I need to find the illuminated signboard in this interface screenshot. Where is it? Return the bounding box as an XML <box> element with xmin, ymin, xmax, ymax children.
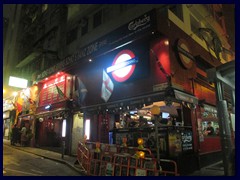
<box><xmin>39</xmin><ymin>75</ymin><xmax>66</xmax><ymax>106</ymax></box>
<box><xmin>9</xmin><ymin>76</ymin><xmax>28</xmax><ymax>88</ymax></box>
<box><xmin>107</xmin><ymin>50</ymin><xmax>138</xmax><ymax>82</ymax></box>
<box><xmin>43</xmin><ymin>75</ymin><xmax>65</xmax><ymax>89</ymax></box>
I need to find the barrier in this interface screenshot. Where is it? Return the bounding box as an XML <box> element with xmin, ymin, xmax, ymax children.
<box><xmin>99</xmin><ymin>152</ymin><xmax>114</xmax><ymax>176</ymax></box>
<box><xmin>77</xmin><ymin>141</ymin><xmax>179</xmax><ymax>176</ymax></box>
<box><xmin>77</xmin><ymin>142</ymin><xmax>90</xmax><ymax>173</ymax></box>
<box><xmin>159</xmin><ymin>159</ymin><xmax>180</xmax><ymax>176</ymax></box>
<box><xmin>128</xmin><ymin>156</ymin><xmax>159</xmax><ymax>176</ymax></box>
<box><xmin>112</xmin><ymin>153</ymin><xmax>130</xmax><ymax>176</ymax></box>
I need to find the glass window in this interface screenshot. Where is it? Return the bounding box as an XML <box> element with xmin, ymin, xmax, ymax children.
<box><xmin>202</xmin><ymin>121</ymin><xmax>219</xmax><ymax>136</ymax></box>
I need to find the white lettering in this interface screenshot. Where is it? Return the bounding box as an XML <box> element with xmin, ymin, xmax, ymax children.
<box><xmin>128</xmin><ymin>14</ymin><xmax>150</xmax><ymax>31</ymax></box>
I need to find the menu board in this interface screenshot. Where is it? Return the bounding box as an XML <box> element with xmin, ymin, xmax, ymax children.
<box><xmin>181</xmin><ymin>130</ymin><xmax>193</xmax><ymax>152</ymax></box>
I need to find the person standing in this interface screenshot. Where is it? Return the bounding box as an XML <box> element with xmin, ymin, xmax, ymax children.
<box><xmin>206</xmin><ymin>122</ymin><xmax>214</xmax><ymax>135</ymax></box>
<box><xmin>11</xmin><ymin>124</ymin><xmax>19</xmax><ymax>145</ymax></box>
<box><xmin>20</xmin><ymin>124</ymin><xmax>27</xmax><ymax>146</ymax></box>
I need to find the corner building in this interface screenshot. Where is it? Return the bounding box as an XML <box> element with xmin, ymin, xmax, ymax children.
<box><xmin>16</xmin><ymin>5</ymin><xmax>234</xmax><ymax>175</ymax></box>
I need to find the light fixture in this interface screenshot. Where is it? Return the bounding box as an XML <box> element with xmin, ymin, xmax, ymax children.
<box><xmin>164</xmin><ymin>40</ymin><xmax>169</xmax><ymax>46</ymax></box>
<box><xmin>137</xmin><ymin>138</ymin><xmax>144</xmax><ymax>149</ymax></box>
<box><xmin>62</xmin><ymin>119</ymin><xmax>66</xmax><ymax>137</ymax></box>
<box><xmin>45</xmin><ymin>104</ymin><xmax>52</xmax><ymax>110</ymax></box>
<box><xmin>138</xmin><ymin>151</ymin><xmax>145</xmax><ymax>158</ymax></box>
<box><xmin>39</xmin><ymin>118</ymin><xmax>44</xmax><ymax>122</ymax></box>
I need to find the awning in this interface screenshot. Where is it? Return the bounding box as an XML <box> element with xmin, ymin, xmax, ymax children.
<box><xmin>140</xmin><ymin>101</ymin><xmax>180</xmax><ymax>116</ymax></box>
<box><xmin>81</xmin><ymin>91</ymin><xmax>166</xmax><ymax>112</ymax></box>
<box><xmin>81</xmin><ymin>89</ymin><xmax>199</xmax><ymax>113</ymax></box>
<box><xmin>35</xmin><ymin>108</ymin><xmax>69</xmax><ymax>117</ymax></box>
<box><xmin>174</xmin><ymin>89</ymin><xmax>198</xmax><ymax>105</ymax></box>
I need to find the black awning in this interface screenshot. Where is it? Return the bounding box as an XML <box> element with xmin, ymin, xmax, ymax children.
<box><xmin>80</xmin><ymin>91</ymin><xmax>166</xmax><ymax>112</ymax></box>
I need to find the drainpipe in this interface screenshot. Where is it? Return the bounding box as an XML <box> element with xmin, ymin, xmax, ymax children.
<box><xmin>215</xmin><ymin>80</ymin><xmax>233</xmax><ymax>176</ymax></box>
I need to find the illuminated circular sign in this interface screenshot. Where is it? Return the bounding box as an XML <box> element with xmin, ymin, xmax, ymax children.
<box><xmin>111</xmin><ymin>50</ymin><xmax>136</xmax><ymax>82</ymax></box>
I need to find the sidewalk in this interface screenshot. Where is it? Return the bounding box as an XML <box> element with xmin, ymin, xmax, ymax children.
<box><xmin>186</xmin><ymin>161</ymin><xmax>224</xmax><ymax>176</ymax></box>
<box><xmin>3</xmin><ymin>139</ymin><xmax>86</xmax><ymax>175</ymax></box>
<box><xmin>3</xmin><ymin>139</ymin><xmax>225</xmax><ymax>176</ymax></box>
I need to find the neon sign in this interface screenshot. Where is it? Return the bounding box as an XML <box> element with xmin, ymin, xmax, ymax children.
<box><xmin>107</xmin><ymin>50</ymin><xmax>138</xmax><ymax>82</ymax></box>
<box><xmin>43</xmin><ymin>75</ymin><xmax>65</xmax><ymax>89</ymax></box>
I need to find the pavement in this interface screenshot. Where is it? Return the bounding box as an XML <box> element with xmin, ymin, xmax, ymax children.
<box><xmin>3</xmin><ymin>139</ymin><xmax>86</xmax><ymax>175</ymax></box>
<box><xmin>186</xmin><ymin>161</ymin><xmax>224</xmax><ymax>176</ymax></box>
<box><xmin>3</xmin><ymin>139</ymin><xmax>225</xmax><ymax>176</ymax></box>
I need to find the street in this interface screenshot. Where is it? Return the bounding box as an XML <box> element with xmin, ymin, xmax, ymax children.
<box><xmin>3</xmin><ymin>144</ymin><xmax>82</xmax><ymax>176</ymax></box>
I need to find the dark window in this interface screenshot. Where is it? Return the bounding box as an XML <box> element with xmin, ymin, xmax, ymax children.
<box><xmin>50</xmin><ymin>8</ymin><xmax>60</xmax><ymax>24</ymax></box>
<box><xmin>81</xmin><ymin>18</ymin><xmax>88</xmax><ymax>36</ymax></box>
<box><xmin>93</xmin><ymin>10</ymin><xmax>102</xmax><ymax>28</ymax></box>
<box><xmin>66</xmin><ymin>27</ymin><xmax>78</xmax><ymax>45</ymax></box>
<box><xmin>169</xmin><ymin>5</ymin><xmax>183</xmax><ymax>21</ymax></box>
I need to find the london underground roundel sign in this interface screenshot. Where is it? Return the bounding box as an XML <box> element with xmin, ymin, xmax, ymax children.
<box><xmin>108</xmin><ymin>50</ymin><xmax>137</xmax><ymax>82</ymax></box>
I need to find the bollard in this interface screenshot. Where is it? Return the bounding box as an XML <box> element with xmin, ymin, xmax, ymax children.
<box><xmin>62</xmin><ymin>140</ymin><xmax>65</xmax><ymax>159</ymax></box>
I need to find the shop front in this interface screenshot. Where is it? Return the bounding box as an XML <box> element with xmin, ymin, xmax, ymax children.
<box><xmin>16</xmin><ymin>114</ymin><xmax>34</xmax><ymax>146</ymax></box>
<box><xmin>70</xmin><ymin>30</ymin><xmax>200</xmax><ymax>174</ymax></box>
<box><xmin>35</xmin><ymin>108</ymin><xmax>69</xmax><ymax>149</ymax></box>
<box><xmin>197</xmin><ymin>104</ymin><xmax>222</xmax><ymax>167</ymax></box>
<box><xmin>35</xmin><ymin>72</ymin><xmax>73</xmax><ymax>154</ymax></box>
